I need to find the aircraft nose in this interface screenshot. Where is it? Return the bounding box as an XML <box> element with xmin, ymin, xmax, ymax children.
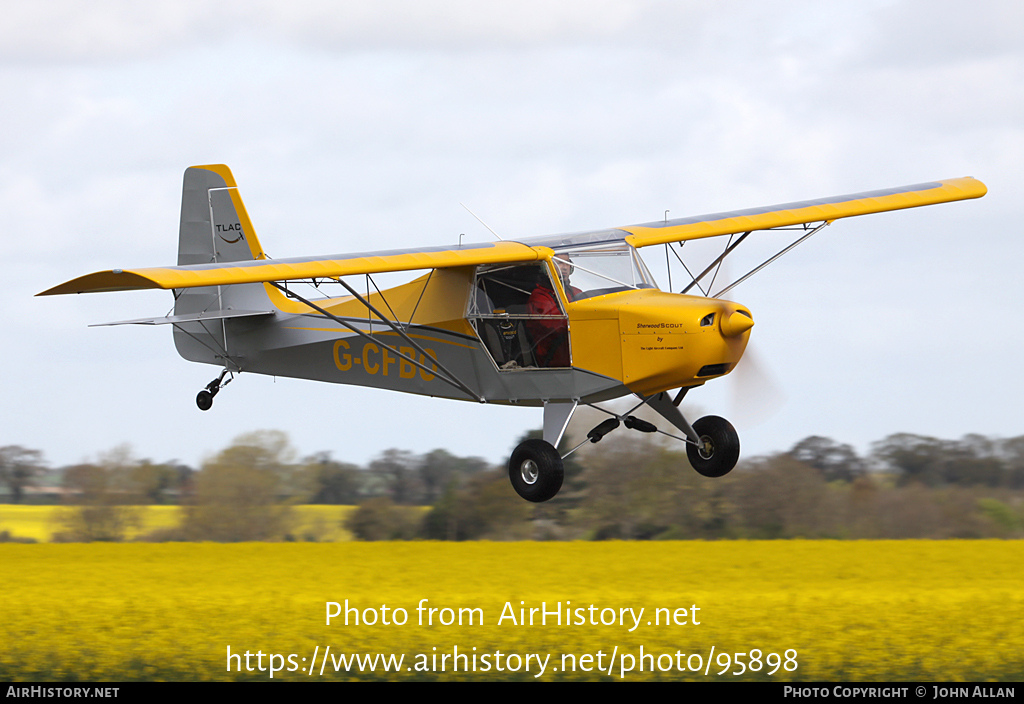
<box><xmin>720</xmin><ymin>310</ymin><xmax>754</xmax><ymax>337</ymax></box>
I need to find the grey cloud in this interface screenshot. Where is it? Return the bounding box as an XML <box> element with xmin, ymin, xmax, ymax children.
<box><xmin>0</xmin><ymin>0</ymin><xmax>717</xmax><ymax>62</ymax></box>
<box><xmin>857</xmin><ymin>0</ymin><xmax>1024</xmax><ymax>67</ymax></box>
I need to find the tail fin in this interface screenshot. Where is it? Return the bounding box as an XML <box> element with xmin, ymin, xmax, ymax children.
<box><xmin>178</xmin><ymin>164</ymin><xmax>266</xmax><ymax>265</ymax></box>
<box><xmin>174</xmin><ymin>165</ymin><xmax>274</xmax><ymax>369</ymax></box>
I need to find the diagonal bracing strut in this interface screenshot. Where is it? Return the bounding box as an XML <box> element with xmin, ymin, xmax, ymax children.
<box><xmin>559</xmin><ymin>392</ymin><xmax>703</xmax><ymax>459</ymax></box>
<box><xmin>680</xmin><ymin>231</ymin><xmax>752</xmax><ymax>294</ymax></box>
<box><xmin>711</xmin><ymin>221</ymin><xmax>830</xmax><ymax>298</ymax></box>
<box><xmin>269</xmin><ymin>282</ymin><xmax>484</xmax><ymax>402</ymax></box>
<box><xmin>671</xmin><ymin>221</ymin><xmax>831</xmax><ymax>299</ymax></box>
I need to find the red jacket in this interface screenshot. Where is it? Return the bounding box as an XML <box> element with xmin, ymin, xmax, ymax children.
<box><xmin>526</xmin><ymin>283</ymin><xmax>577</xmax><ymax>367</ymax></box>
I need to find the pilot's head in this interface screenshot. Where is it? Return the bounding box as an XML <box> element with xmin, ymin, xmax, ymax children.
<box><xmin>554</xmin><ymin>257</ymin><xmax>573</xmax><ymax>281</ymax></box>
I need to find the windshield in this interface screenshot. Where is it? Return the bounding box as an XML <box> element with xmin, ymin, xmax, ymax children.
<box><xmin>551</xmin><ymin>243</ymin><xmax>657</xmax><ymax>301</ymax></box>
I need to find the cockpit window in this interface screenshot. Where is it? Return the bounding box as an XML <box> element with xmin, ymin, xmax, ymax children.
<box><xmin>467</xmin><ymin>263</ymin><xmax>571</xmax><ymax>370</ymax></box>
<box><xmin>552</xmin><ymin>243</ymin><xmax>657</xmax><ymax>302</ymax></box>
<box><xmin>468</xmin><ymin>263</ymin><xmax>549</xmax><ymax>318</ymax></box>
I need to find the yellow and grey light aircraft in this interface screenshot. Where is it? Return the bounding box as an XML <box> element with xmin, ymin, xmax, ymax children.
<box><xmin>40</xmin><ymin>165</ymin><xmax>986</xmax><ymax>501</ymax></box>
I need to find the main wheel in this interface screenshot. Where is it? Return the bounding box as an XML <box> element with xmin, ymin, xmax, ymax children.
<box><xmin>686</xmin><ymin>415</ymin><xmax>740</xmax><ymax>477</ymax></box>
<box><xmin>508</xmin><ymin>439</ymin><xmax>564</xmax><ymax>502</ymax></box>
<box><xmin>196</xmin><ymin>390</ymin><xmax>214</xmax><ymax>411</ymax></box>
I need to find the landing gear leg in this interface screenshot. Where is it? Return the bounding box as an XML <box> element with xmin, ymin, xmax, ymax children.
<box><xmin>644</xmin><ymin>391</ymin><xmax>740</xmax><ymax>477</ymax></box>
<box><xmin>196</xmin><ymin>369</ymin><xmax>231</xmax><ymax>411</ymax></box>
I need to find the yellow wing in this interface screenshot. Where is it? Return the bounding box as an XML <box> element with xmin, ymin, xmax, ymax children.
<box><xmin>39</xmin><ymin>174</ymin><xmax>985</xmax><ymax>296</ymax></box>
<box><xmin>38</xmin><ymin>240</ymin><xmax>551</xmax><ymax>295</ymax></box>
<box><xmin>619</xmin><ymin>177</ymin><xmax>987</xmax><ymax>248</ymax></box>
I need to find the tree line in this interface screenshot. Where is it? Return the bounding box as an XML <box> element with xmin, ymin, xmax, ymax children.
<box><xmin>1</xmin><ymin>427</ymin><xmax>1023</xmax><ymax>541</ymax></box>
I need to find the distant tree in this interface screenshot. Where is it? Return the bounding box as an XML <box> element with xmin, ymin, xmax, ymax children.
<box><xmin>788</xmin><ymin>436</ymin><xmax>865</xmax><ymax>482</ymax></box>
<box><xmin>180</xmin><ymin>431</ymin><xmax>294</xmax><ymax>541</ymax></box>
<box><xmin>1000</xmin><ymin>435</ymin><xmax>1024</xmax><ymax>488</ymax></box>
<box><xmin>727</xmin><ymin>454</ymin><xmax>835</xmax><ymax>538</ymax></box>
<box><xmin>977</xmin><ymin>498</ymin><xmax>1021</xmax><ymax>536</ymax></box>
<box><xmin>216</xmin><ymin>430</ymin><xmax>294</xmax><ymax>476</ymax></box>
<box><xmin>871</xmin><ymin>433</ymin><xmax>947</xmax><ymax>486</ymax></box>
<box><xmin>418</xmin><ymin>449</ymin><xmax>490</xmax><ymax>504</ymax></box>
<box><xmin>0</xmin><ymin>445</ymin><xmax>46</xmax><ymax>503</ymax></box>
<box><xmin>869</xmin><ymin>483</ymin><xmax>997</xmax><ymax>538</ymax></box>
<box><xmin>56</xmin><ymin>462</ymin><xmax>140</xmax><ymax>541</ymax></box>
<box><xmin>941</xmin><ymin>434</ymin><xmax>1005</xmax><ymax>486</ymax></box>
<box><xmin>127</xmin><ymin>460</ymin><xmax>183</xmax><ymax>504</ymax></box>
<box><xmin>170</xmin><ymin>463</ymin><xmax>195</xmax><ymax>500</ymax></box>
<box><xmin>369</xmin><ymin>449</ymin><xmax>423</xmax><ymax>504</ymax></box>
<box><xmin>302</xmin><ymin>452</ymin><xmax>364</xmax><ymax>504</ymax></box>
<box><xmin>421</xmin><ymin>470</ymin><xmax>531</xmax><ymax>540</ymax></box>
<box><xmin>575</xmin><ymin>434</ymin><xmax>695</xmax><ymax>540</ymax></box>
<box><xmin>344</xmin><ymin>497</ymin><xmax>420</xmax><ymax>540</ymax></box>
<box><xmin>872</xmin><ymin>433</ymin><xmax>1012</xmax><ymax>487</ymax></box>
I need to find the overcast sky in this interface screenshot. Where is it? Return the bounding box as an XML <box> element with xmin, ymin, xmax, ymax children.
<box><xmin>3</xmin><ymin>0</ymin><xmax>1022</xmax><ymax>470</ymax></box>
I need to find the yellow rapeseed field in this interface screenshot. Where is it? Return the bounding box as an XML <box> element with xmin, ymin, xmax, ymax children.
<box><xmin>0</xmin><ymin>541</ymin><xmax>1020</xmax><ymax>681</ymax></box>
<box><xmin>0</xmin><ymin>505</ymin><xmax>356</xmax><ymax>542</ymax></box>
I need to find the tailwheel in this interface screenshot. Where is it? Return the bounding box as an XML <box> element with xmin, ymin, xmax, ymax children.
<box><xmin>686</xmin><ymin>415</ymin><xmax>740</xmax><ymax>478</ymax></box>
<box><xmin>508</xmin><ymin>439</ymin><xmax>564</xmax><ymax>502</ymax></box>
<box><xmin>195</xmin><ymin>370</ymin><xmax>230</xmax><ymax>411</ymax></box>
<box><xmin>196</xmin><ymin>389</ymin><xmax>214</xmax><ymax>411</ymax></box>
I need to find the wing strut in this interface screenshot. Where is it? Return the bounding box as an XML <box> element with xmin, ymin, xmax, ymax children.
<box><xmin>711</xmin><ymin>221</ymin><xmax>830</xmax><ymax>298</ymax></box>
<box><xmin>680</xmin><ymin>232</ymin><xmax>751</xmax><ymax>294</ymax></box>
<box><xmin>669</xmin><ymin>242</ymin><xmax>706</xmax><ymax>296</ymax></box>
<box><xmin>269</xmin><ymin>283</ymin><xmax>485</xmax><ymax>403</ymax></box>
<box><xmin>668</xmin><ymin>220</ymin><xmax>831</xmax><ymax>298</ymax></box>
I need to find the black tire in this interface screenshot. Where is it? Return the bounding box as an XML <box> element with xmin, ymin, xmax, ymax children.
<box><xmin>196</xmin><ymin>390</ymin><xmax>214</xmax><ymax>411</ymax></box>
<box><xmin>508</xmin><ymin>439</ymin><xmax>564</xmax><ymax>502</ymax></box>
<box><xmin>686</xmin><ymin>415</ymin><xmax>740</xmax><ymax>477</ymax></box>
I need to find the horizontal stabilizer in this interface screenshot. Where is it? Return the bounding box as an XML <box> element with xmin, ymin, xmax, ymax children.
<box><xmin>90</xmin><ymin>309</ymin><xmax>274</xmax><ymax>327</ymax></box>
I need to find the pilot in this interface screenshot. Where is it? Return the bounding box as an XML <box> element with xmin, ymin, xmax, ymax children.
<box><xmin>526</xmin><ymin>258</ymin><xmax>580</xmax><ymax>367</ymax></box>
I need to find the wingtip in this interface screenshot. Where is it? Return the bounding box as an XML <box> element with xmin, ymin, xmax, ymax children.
<box><xmin>943</xmin><ymin>176</ymin><xmax>987</xmax><ymax>198</ymax></box>
<box><xmin>36</xmin><ymin>270</ymin><xmax>165</xmax><ymax>296</ymax></box>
